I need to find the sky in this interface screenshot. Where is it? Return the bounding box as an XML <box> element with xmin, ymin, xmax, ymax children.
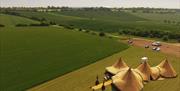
<box><xmin>0</xmin><ymin>0</ymin><xmax>180</xmax><ymax>9</ymax></box>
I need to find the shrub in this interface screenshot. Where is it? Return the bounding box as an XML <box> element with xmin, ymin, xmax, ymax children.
<box><xmin>85</xmin><ymin>30</ymin><xmax>90</xmax><ymax>33</ymax></box>
<box><xmin>63</xmin><ymin>25</ymin><xmax>74</xmax><ymax>29</ymax></box>
<box><xmin>29</xmin><ymin>23</ymin><xmax>49</xmax><ymax>26</ymax></box>
<box><xmin>177</xmin><ymin>39</ymin><xmax>180</xmax><ymax>43</ymax></box>
<box><xmin>49</xmin><ymin>21</ymin><xmax>56</xmax><ymax>25</ymax></box>
<box><xmin>16</xmin><ymin>24</ymin><xmax>28</xmax><ymax>27</ymax></box>
<box><xmin>4</xmin><ymin>11</ymin><xmax>20</xmax><ymax>16</ymax></box>
<box><xmin>118</xmin><ymin>31</ymin><xmax>123</xmax><ymax>35</ymax></box>
<box><xmin>162</xmin><ymin>35</ymin><xmax>169</xmax><ymax>41</ymax></box>
<box><xmin>79</xmin><ymin>28</ymin><xmax>82</xmax><ymax>31</ymax></box>
<box><xmin>59</xmin><ymin>24</ymin><xmax>64</xmax><ymax>26</ymax></box>
<box><xmin>99</xmin><ymin>32</ymin><xmax>105</xmax><ymax>37</ymax></box>
<box><xmin>0</xmin><ymin>24</ymin><xmax>5</xmax><ymax>27</ymax></box>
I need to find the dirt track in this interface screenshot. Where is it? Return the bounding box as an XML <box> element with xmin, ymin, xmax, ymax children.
<box><xmin>128</xmin><ymin>38</ymin><xmax>180</xmax><ymax>57</ymax></box>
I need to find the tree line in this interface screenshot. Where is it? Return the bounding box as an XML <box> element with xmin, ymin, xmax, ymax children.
<box><xmin>164</xmin><ymin>20</ymin><xmax>180</xmax><ymax>25</ymax></box>
<box><xmin>119</xmin><ymin>28</ymin><xmax>180</xmax><ymax>42</ymax></box>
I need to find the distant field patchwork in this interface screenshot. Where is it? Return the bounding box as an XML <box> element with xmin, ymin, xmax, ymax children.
<box><xmin>13</xmin><ymin>11</ymin><xmax>180</xmax><ymax>33</ymax></box>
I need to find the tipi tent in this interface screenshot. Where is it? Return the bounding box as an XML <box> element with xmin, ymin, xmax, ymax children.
<box><xmin>112</xmin><ymin>68</ymin><xmax>144</xmax><ymax>91</ymax></box>
<box><xmin>106</xmin><ymin>58</ymin><xmax>129</xmax><ymax>75</ymax></box>
<box><xmin>157</xmin><ymin>59</ymin><xmax>177</xmax><ymax>78</ymax></box>
<box><xmin>135</xmin><ymin>61</ymin><xmax>160</xmax><ymax>81</ymax></box>
<box><xmin>150</xmin><ymin>67</ymin><xmax>160</xmax><ymax>80</ymax></box>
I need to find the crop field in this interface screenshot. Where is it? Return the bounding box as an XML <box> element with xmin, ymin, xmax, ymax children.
<box><xmin>13</xmin><ymin>10</ymin><xmax>180</xmax><ymax>33</ymax></box>
<box><xmin>131</xmin><ymin>12</ymin><xmax>180</xmax><ymax>22</ymax></box>
<box><xmin>0</xmin><ymin>14</ymin><xmax>128</xmax><ymax>91</ymax></box>
<box><xmin>0</xmin><ymin>14</ymin><xmax>39</xmax><ymax>26</ymax></box>
<box><xmin>29</xmin><ymin>46</ymin><xmax>180</xmax><ymax>91</ymax></box>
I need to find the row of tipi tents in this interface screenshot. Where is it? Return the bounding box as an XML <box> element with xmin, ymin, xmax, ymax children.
<box><xmin>92</xmin><ymin>57</ymin><xmax>177</xmax><ymax>91</ymax></box>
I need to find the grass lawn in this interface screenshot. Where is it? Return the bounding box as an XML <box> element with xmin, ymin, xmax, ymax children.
<box><xmin>0</xmin><ymin>14</ymin><xmax>128</xmax><ymax>91</ymax></box>
<box><xmin>0</xmin><ymin>26</ymin><xmax>128</xmax><ymax>91</ymax></box>
<box><xmin>29</xmin><ymin>46</ymin><xmax>179</xmax><ymax>91</ymax></box>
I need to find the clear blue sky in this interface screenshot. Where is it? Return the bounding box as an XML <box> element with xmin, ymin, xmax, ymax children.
<box><xmin>0</xmin><ymin>0</ymin><xmax>180</xmax><ymax>9</ymax></box>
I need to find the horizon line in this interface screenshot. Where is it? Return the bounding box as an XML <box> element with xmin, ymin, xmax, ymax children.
<box><xmin>0</xmin><ymin>6</ymin><xmax>180</xmax><ymax>9</ymax></box>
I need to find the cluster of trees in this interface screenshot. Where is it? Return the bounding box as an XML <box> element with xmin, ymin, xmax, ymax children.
<box><xmin>1</xmin><ymin>7</ymin><xmax>179</xmax><ymax>13</ymax></box>
<box><xmin>0</xmin><ymin>24</ymin><xmax>5</xmax><ymax>27</ymax></box>
<box><xmin>16</xmin><ymin>22</ymin><xmax>50</xmax><ymax>27</ymax></box>
<box><xmin>164</xmin><ymin>20</ymin><xmax>180</xmax><ymax>25</ymax></box>
<box><xmin>63</xmin><ymin>26</ymin><xmax>106</xmax><ymax>37</ymax></box>
<box><xmin>131</xmin><ymin>9</ymin><xmax>176</xmax><ymax>14</ymax></box>
<box><xmin>3</xmin><ymin>11</ymin><xmax>20</xmax><ymax>16</ymax></box>
<box><xmin>16</xmin><ymin>24</ymin><xmax>28</xmax><ymax>27</ymax></box>
<box><xmin>142</xmin><ymin>10</ymin><xmax>176</xmax><ymax>14</ymax></box>
<box><xmin>119</xmin><ymin>29</ymin><xmax>180</xmax><ymax>41</ymax></box>
<box><xmin>59</xmin><ymin>24</ymin><xmax>74</xmax><ymax>29</ymax></box>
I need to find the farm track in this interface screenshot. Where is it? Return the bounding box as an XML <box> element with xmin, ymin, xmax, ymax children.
<box><xmin>109</xmin><ymin>34</ymin><xmax>180</xmax><ymax>57</ymax></box>
<box><xmin>131</xmin><ymin>38</ymin><xmax>180</xmax><ymax>57</ymax></box>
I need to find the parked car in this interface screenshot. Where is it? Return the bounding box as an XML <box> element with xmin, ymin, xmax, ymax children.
<box><xmin>152</xmin><ymin>47</ymin><xmax>157</xmax><ymax>50</ymax></box>
<box><xmin>152</xmin><ymin>41</ymin><xmax>161</xmax><ymax>46</ymax></box>
<box><xmin>152</xmin><ymin>47</ymin><xmax>160</xmax><ymax>51</ymax></box>
<box><xmin>156</xmin><ymin>47</ymin><xmax>161</xmax><ymax>51</ymax></box>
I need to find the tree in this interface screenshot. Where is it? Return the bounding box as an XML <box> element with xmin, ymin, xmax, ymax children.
<box><xmin>78</xmin><ymin>28</ymin><xmax>82</xmax><ymax>31</ymax></box>
<box><xmin>49</xmin><ymin>21</ymin><xmax>56</xmax><ymax>25</ymax></box>
<box><xmin>118</xmin><ymin>31</ymin><xmax>123</xmax><ymax>35</ymax></box>
<box><xmin>15</xmin><ymin>24</ymin><xmax>28</xmax><ymax>27</ymax></box>
<box><xmin>85</xmin><ymin>30</ymin><xmax>90</xmax><ymax>33</ymax></box>
<box><xmin>177</xmin><ymin>39</ymin><xmax>180</xmax><ymax>43</ymax></box>
<box><xmin>132</xmin><ymin>10</ymin><xmax>137</xmax><ymax>13</ymax></box>
<box><xmin>99</xmin><ymin>32</ymin><xmax>105</xmax><ymax>37</ymax></box>
<box><xmin>0</xmin><ymin>24</ymin><xmax>5</xmax><ymax>27</ymax></box>
<box><xmin>162</xmin><ymin>35</ymin><xmax>169</xmax><ymax>41</ymax></box>
<box><xmin>164</xmin><ymin>20</ymin><xmax>167</xmax><ymax>23</ymax></box>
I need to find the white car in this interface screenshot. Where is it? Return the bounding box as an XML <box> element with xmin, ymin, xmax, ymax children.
<box><xmin>152</xmin><ymin>47</ymin><xmax>157</xmax><ymax>50</ymax></box>
<box><xmin>152</xmin><ymin>41</ymin><xmax>161</xmax><ymax>46</ymax></box>
<box><xmin>156</xmin><ymin>47</ymin><xmax>161</xmax><ymax>51</ymax></box>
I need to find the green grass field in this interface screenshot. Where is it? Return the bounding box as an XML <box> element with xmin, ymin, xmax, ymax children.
<box><xmin>29</xmin><ymin>47</ymin><xmax>180</xmax><ymax>91</ymax></box>
<box><xmin>0</xmin><ymin>10</ymin><xmax>179</xmax><ymax>91</ymax></box>
<box><xmin>0</xmin><ymin>14</ymin><xmax>128</xmax><ymax>91</ymax></box>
